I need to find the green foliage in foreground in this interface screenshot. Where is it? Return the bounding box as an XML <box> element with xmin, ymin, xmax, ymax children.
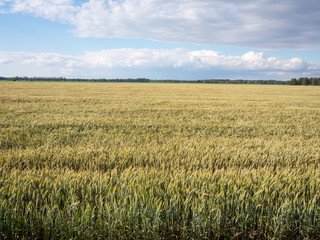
<box><xmin>0</xmin><ymin>83</ymin><xmax>320</xmax><ymax>239</ymax></box>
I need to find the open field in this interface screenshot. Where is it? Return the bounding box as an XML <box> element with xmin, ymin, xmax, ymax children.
<box><xmin>0</xmin><ymin>82</ymin><xmax>320</xmax><ymax>239</ymax></box>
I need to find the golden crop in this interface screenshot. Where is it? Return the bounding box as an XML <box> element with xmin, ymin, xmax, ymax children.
<box><xmin>0</xmin><ymin>82</ymin><xmax>320</xmax><ymax>239</ymax></box>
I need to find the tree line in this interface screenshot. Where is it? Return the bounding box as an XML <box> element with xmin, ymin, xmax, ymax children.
<box><xmin>1</xmin><ymin>76</ymin><xmax>320</xmax><ymax>85</ymax></box>
<box><xmin>288</xmin><ymin>77</ymin><xmax>320</xmax><ymax>85</ymax></box>
<box><xmin>2</xmin><ymin>77</ymin><xmax>150</xmax><ymax>82</ymax></box>
<box><xmin>0</xmin><ymin>77</ymin><xmax>288</xmax><ymax>84</ymax></box>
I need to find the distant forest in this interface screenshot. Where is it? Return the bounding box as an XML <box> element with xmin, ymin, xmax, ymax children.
<box><xmin>1</xmin><ymin>76</ymin><xmax>320</xmax><ymax>85</ymax></box>
<box><xmin>288</xmin><ymin>77</ymin><xmax>320</xmax><ymax>85</ymax></box>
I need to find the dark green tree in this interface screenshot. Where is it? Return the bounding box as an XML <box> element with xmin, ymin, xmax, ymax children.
<box><xmin>289</xmin><ymin>78</ymin><xmax>298</xmax><ymax>85</ymax></box>
<box><xmin>301</xmin><ymin>78</ymin><xmax>309</xmax><ymax>85</ymax></box>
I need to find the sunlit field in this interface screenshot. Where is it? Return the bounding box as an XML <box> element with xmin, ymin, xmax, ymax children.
<box><xmin>1</xmin><ymin>82</ymin><xmax>320</xmax><ymax>239</ymax></box>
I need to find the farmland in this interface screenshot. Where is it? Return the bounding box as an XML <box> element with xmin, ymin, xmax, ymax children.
<box><xmin>0</xmin><ymin>82</ymin><xmax>320</xmax><ymax>239</ymax></box>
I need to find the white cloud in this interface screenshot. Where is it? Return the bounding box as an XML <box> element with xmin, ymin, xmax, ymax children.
<box><xmin>239</xmin><ymin>52</ymin><xmax>305</xmax><ymax>70</ymax></box>
<box><xmin>6</xmin><ymin>0</ymin><xmax>77</xmax><ymax>22</ymax></box>
<box><xmin>2</xmin><ymin>0</ymin><xmax>320</xmax><ymax>48</ymax></box>
<box><xmin>81</xmin><ymin>49</ymin><xmax>309</xmax><ymax>71</ymax></box>
<box><xmin>0</xmin><ymin>49</ymin><xmax>318</xmax><ymax>80</ymax></box>
<box><xmin>0</xmin><ymin>49</ymin><xmax>313</xmax><ymax>70</ymax></box>
<box><xmin>0</xmin><ymin>57</ymin><xmax>12</xmax><ymax>64</ymax></box>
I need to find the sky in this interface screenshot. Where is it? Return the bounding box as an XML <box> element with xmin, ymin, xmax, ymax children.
<box><xmin>1</xmin><ymin>0</ymin><xmax>320</xmax><ymax>80</ymax></box>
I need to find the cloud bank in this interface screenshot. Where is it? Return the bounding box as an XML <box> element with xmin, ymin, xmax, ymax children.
<box><xmin>1</xmin><ymin>49</ymin><xmax>318</xmax><ymax>79</ymax></box>
<box><xmin>1</xmin><ymin>0</ymin><xmax>320</xmax><ymax>49</ymax></box>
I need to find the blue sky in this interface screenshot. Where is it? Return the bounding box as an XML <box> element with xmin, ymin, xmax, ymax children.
<box><xmin>1</xmin><ymin>0</ymin><xmax>320</xmax><ymax>80</ymax></box>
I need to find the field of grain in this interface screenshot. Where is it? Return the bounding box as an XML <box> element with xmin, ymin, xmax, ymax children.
<box><xmin>0</xmin><ymin>82</ymin><xmax>320</xmax><ymax>239</ymax></box>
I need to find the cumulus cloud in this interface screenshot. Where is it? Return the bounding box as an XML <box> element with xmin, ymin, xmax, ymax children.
<box><xmin>58</xmin><ymin>49</ymin><xmax>309</xmax><ymax>71</ymax></box>
<box><xmin>0</xmin><ymin>49</ymin><xmax>313</xmax><ymax>70</ymax></box>
<box><xmin>0</xmin><ymin>49</ymin><xmax>318</xmax><ymax>79</ymax></box>
<box><xmin>6</xmin><ymin>0</ymin><xmax>77</xmax><ymax>22</ymax></box>
<box><xmin>1</xmin><ymin>0</ymin><xmax>320</xmax><ymax>48</ymax></box>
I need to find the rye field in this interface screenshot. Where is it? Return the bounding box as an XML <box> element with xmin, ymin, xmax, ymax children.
<box><xmin>0</xmin><ymin>82</ymin><xmax>320</xmax><ymax>239</ymax></box>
